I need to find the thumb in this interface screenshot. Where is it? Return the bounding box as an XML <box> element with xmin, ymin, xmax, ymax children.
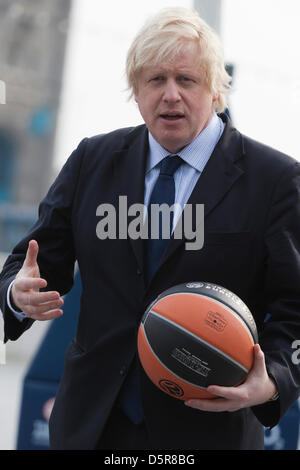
<box><xmin>252</xmin><ymin>343</ymin><xmax>266</xmax><ymax>374</ymax></box>
<box><xmin>23</xmin><ymin>239</ymin><xmax>39</xmax><ymax>268</ymax></box>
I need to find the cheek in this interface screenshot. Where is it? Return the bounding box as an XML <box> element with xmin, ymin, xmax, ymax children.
<box><xmin>137</xmin><ymin>102</ymin><xmax>150</xmax><ymax>122</ymax></box>
<box><xmin>189</xmin><ymin>95</ymin><xmax>214</xmax><ymax>117</ymax></box>
<box><xmin>135</xmin><ymin>95</ymin><xmax>146</xmax><ymax>117</ymax></box>
<box><xmin>136</xmin><ymin>96</ymin><xmax>157</xmax><ymax>121</ymax></box>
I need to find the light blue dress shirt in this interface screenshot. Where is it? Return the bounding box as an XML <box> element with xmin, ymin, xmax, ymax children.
<box><xmin>144</xmin><ymin>112</ymin><xmax>225</xmax><ymax>229</ymax></box>
<box><xmin>8</xmin><ymin>112</ymin><xmax>225</xmax><ymax>321</ymax></box>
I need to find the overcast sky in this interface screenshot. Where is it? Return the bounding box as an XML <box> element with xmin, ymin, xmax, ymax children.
<box><xmin>53</xmin><ymin>0</ymin><xmax>300</xmax><ymax>170</ymax></box>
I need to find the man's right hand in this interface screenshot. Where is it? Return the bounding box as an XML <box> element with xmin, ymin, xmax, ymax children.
<box><xmin>10</xmin><ymin>239</ymin><xmax>64</xmax><ymax>321</ymax></box>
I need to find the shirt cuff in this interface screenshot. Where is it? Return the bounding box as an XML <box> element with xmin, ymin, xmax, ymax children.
<box><xmin>6</xmin><ymin>280</ymin><xmax>26</xmax><ymax>322</ymax></box>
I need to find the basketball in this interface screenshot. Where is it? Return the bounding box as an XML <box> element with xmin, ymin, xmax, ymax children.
<box><xmin>137</xmin><ymin>282</ymin><xmax>258</xmax><ymax>400</ymax></box>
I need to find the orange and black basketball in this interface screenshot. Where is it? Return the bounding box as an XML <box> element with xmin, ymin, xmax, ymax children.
<box><xmin>137</xmin><ymin>282</ymin><xmax>258</xmax><ymax>400</ymax></box>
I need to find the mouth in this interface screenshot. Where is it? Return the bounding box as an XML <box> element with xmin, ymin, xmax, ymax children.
<box><xmin>159</xmin><ymin>113</ymin><xmax>185</xmax><ymax>121</ymax></box>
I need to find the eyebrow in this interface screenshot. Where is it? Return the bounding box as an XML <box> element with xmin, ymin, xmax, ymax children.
<box><xmin>144</xmin><ymin>67</ymin><xmax>200</xmax><ymax>78</ymax></box>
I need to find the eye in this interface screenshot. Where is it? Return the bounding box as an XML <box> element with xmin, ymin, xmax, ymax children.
<box><xmin>178</xmin><ymin>76</ymin><xmax>194</xmax><ymax>83</ymax></box>
<box><xmin>149</xmin><ymin>76</ymin><xmax>164</xmax><ymax>82</ymax></box>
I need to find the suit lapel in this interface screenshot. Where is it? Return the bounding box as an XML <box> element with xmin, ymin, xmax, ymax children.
<box><xmin>158</xmin><ymin>115</ymin><xmax>246</xmax><ymax>269</ymax></box>
<box><xmin>112</xmin><ymin>125</ymin><xmax>148</xmax><ymax>271</ymax></box>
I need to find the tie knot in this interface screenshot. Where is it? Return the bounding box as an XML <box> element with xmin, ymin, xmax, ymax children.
<box><xmin>160</xmin><ymin>155</ymin><xmax>182</xmax><ymax>176</ymax></box>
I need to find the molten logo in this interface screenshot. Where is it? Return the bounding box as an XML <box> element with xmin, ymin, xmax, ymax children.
<box><xmin>159</xmin><ymin>379</ymin><xmax>184</xmax><ymax>397</ymax></box>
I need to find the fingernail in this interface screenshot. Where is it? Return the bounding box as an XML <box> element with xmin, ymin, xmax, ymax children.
<box><xmin>184</xmin><ymin>400</ymin><xmax>194</xmax><ymax>407</ymax></box>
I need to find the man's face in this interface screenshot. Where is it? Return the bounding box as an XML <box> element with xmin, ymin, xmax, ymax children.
<box><xmin>134</xmin><ymin>42</ymin><xmax>217</xmax><ymax>154</ymax></box>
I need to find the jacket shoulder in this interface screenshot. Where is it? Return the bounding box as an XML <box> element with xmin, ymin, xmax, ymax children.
<box><xmin>86</xmin><ymin>124</ymin><xmax>146</xmax><ymax>152</ymax></box>
<box><xmin>241</xmin><ymin>133</ymin><xmax>298</xmax><ymax>173</ymax></box>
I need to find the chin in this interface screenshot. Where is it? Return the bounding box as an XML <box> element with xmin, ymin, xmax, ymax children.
<box><xmin>160</xmin><ymin>138</ymin><xmax>190</xmax><ymax>153</ymax></box>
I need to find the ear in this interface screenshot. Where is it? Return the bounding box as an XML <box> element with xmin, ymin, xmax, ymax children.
<box><xmin>134</xmin><ymin>89</ymin><xmax>140</xmax><ymax>104</ymax></box>
<box><xmin>212</xmin><ymin>93</ymin><xmax>219</xmax><ymax>103</ymax></box>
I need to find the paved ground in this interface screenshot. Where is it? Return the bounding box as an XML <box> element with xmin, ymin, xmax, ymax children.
<box><xmin>0</xmin><ymin>319</ymin><xmax>48</xmax><ymax>450</ymax></box>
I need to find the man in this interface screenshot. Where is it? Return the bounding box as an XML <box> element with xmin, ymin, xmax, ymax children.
<box><xmin>0</xmin><ymin>7</ymin><xmax>300</xmax><ymax>450</ymax></box>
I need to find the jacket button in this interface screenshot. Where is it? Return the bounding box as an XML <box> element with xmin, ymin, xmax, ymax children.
<box><xmin>137</xmin><ymin>268</ymin><xmax>142</xmax><ymax>275</ymax></box>
<box><xmin>119</xmin><ymin>366</ymin><xmax>127</xmax><ymax>376</ymax></box>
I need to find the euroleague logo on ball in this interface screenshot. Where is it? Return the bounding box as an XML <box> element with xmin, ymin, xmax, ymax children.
<box><xmin>186</xmin><ymin>282</ymin><xmax>204</xmax><ymax>289</ymax></box>
<box><xmin>159</xmin><ymin>379</ymin><xmax>184</xmax><ymax>397</ymax></box>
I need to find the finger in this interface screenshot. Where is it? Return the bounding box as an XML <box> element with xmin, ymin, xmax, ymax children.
<box><xmin>248</xmin><ymin>343</ymin><xmax>266</xmax><ymax>377</ymax></box>
<box><xmin>22</xmin><ymin>291</ymin><xmax>62</xmax><ymax>307</ymax></box>
<box><xmin>206</xmin><ymin>385</ymin><xmax>241</xmax><ymax>400</ymax></box>
<box><xmin>24</xmin><ymin>297</ymin><xmax>64</xmax><ymax>316</ymax></box>
<box><xmin>14</xmin><ymin>277</ymin><xmax>47</xmax><ymax>292</ymax></box>
<box><xmin>253</xmin><ymin>343</ymin><xmax>265</xmax><ymax>364</ymax></box>
<box><xmin>184</xmin><ymin>397</ymin><xmax>231</xmax><ymax>412</ymax></box>
<box><xmin>24</xmin><ymin>240</ymin><xmax>39</xmax><ymax>268</ymax></box>
<box><xmin>26</xmin><ymin>308</ymin><xmax>64</xmax><ymax>322</ymax></box>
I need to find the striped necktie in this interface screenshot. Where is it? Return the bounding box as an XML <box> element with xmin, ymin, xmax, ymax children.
<box><xmin>144</xmin><ymin>154</ymin><xmax>183</xmax><ymax>283</ymax></box>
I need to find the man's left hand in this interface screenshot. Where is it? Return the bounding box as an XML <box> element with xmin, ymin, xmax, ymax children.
<box><xmin>184</xmin><ymin>344</ymin><xmax>277</xmax><ymax>412</ymax></box>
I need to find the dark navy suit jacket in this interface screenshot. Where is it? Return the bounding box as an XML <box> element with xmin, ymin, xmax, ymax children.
<box><xmin>1</xmin><ymin>114</ymin><xmax>300</xmax><ymax>449</ymax></box>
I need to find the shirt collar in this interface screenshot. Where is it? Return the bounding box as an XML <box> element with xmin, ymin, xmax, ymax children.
<box><xmin>146</xmin><ymin>112</ymin><xmax>224</xmax><ymax>174</ymax></box>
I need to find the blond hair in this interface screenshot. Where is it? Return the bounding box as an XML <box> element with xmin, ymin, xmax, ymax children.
<box><xmin>126</xmin><ymin>7</ymin><xmax>231</xmax><ymax>112</ymax></box>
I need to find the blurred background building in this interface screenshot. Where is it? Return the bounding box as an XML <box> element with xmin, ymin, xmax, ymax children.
<box><xmin>0</xmin><ymin>0</ymin><xmax>299</xmax><ymax>450</ymax></box>
<box><xmin>0</xmin><ymin>0</ymin><xmax>71</xmax><ymax>252</ymax></box>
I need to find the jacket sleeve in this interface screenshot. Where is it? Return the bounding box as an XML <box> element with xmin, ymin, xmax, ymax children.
<box><xmin>0</xmin><ymin>138</ymin><xmax>88</xmax><ymax>343</ymax></box>
<box><xmin>252</xmin><ymin>161</ymin><xmax>300</xmax><ymax>428</ymax></box>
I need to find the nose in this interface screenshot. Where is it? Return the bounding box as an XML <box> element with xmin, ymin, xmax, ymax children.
<box><xmin>162</xmin><ymin>79</ymin><xmax>181</xmax><ymax>103</ymax></box>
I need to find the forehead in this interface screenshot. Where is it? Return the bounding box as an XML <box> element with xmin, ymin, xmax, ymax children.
<box><xmin>141</xmin><ymin>45</ymin><xmax>201</xmax><ymax>76</ymax></box>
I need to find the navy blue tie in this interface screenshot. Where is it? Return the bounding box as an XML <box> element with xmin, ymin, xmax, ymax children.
<box><xmin>144</xmin><ymin>155</ymin><xmax>183</xmax><ymax>284</ymax></box>
<box><xmin>118</xmin><ymin>155</ymin><xmax>182</xmax><ymax>425</ymax></box>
